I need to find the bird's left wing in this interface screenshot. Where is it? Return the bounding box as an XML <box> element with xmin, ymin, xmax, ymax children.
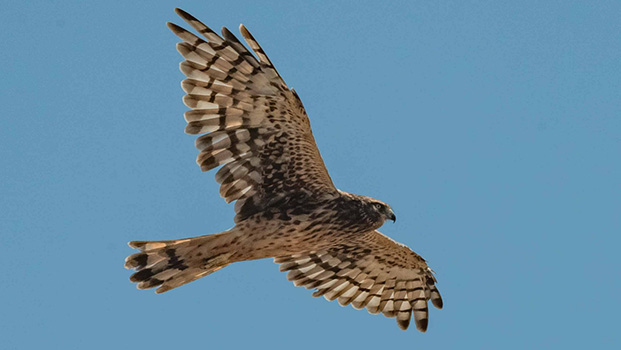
<box><xmin>275</xmin><ymin>230</ymin><xmax>443</xmax><ymax>331</ymax></box>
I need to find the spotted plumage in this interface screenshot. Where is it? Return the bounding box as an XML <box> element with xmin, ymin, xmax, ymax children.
<box><xmin>125</xmin><ymin>8</ymin><xmax>443</xmax><ymax>332</ymax></box>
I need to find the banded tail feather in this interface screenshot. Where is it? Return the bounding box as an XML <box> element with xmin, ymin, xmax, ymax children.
<box><xmin>124</xmin><ymin>232</ymin><xmax>236</xmax><ymax>294</ymax></box>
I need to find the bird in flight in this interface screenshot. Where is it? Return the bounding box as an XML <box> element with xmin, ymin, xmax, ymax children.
<box><xmin>125</xmin><ymin>8</ymin><xmax>443</xmax><ymax>332</ymax></box>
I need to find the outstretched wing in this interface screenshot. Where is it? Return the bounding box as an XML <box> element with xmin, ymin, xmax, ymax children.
<box><xmin>168</xmin><ymin>9</ymin><xmax>337</xmax><ymax>221</ymax></box>
<box><xmin>274</xmin><ymin>230</ymin><xmax>443</xmax><ymax>332</ymax></box>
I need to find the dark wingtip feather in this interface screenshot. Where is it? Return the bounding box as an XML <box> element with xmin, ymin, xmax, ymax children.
<box><xmin>415</xmin><ymin>318</ymin><xmax>428</xmax><ymax>332</ymax></box>
<box><xmin>166</xmin><ymin>22</ymin><xmax>182</xmax><ymax>32</ymax></box>
<box><xmin>221</xmin><ymin>26</ymin><xmax>234</xmax><ymax>39</ymax></box>
<box><xmin>175</xmin><ymin>8</ymin><xmax>193</xmax><ymax>21</ymax></box>
<box><xmin>397</xmin><ymin>318</ymin><xmax>411</xmax><ymax>331</ymax></box>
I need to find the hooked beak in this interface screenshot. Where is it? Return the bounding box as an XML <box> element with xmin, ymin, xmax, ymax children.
<box><xmin>387</xmin><ymin>209</ymin><xmax>396</xmax><ymax>223</ymax></box>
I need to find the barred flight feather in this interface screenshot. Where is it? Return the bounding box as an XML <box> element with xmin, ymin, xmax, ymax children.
<box><xmin>274</xmin><ymin>231</ymin><xmax>443</xmax><ymax>332</ymax></box>
<box><xmin>168</xmin><ymin>8</ymin><xmax>336</xmax><ymax>218</ymax></box>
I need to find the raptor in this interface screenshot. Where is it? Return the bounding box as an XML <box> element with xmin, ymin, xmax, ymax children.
<box><xmin>125</xmin><ymin>8</ymin><xmax>443</xmax><ymax>331</ymax></box>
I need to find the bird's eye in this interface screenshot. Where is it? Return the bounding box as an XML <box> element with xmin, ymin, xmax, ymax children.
<box><xmin>373</xmin><ymin>203</ymin><xmax>383</xmax><ymax>210</ymax></box>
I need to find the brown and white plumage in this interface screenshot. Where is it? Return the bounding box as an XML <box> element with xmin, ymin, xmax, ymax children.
<box><xmin>167</xmin><ymin>9</ymin><xmax>336</xmax><ymax>221</ymax></box>
<box><xmin>125</xmin><ymin>8</ymin><xmax>443</xmax><ymax>332</ymax></box>
<box><xmin>275</xmin><ymin>230</ymin><xmax>442</xmax><ymax>331</ymax></box>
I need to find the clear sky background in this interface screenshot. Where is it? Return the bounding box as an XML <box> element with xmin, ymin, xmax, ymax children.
<box><xmin>1</xmin><ymin>1</ymin><xmax>620</xmax><ymax>349</ymax></box>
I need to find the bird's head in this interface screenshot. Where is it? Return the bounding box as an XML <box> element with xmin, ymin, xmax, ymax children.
<box><xmin>369</xmin><ymin>199</ymin><xmax>396</xmax><ymax>223</ymax></box>
<box><xmin>341</xmin><ymin>192</ymin><xmax>397</xmax><ymax>228</ymax></box>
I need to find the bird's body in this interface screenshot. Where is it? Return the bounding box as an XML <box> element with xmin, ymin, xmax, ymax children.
<box><xmin>125</xmin><ymin>8</ymin><xmax>443</xmax><ymax>332</ymax></box>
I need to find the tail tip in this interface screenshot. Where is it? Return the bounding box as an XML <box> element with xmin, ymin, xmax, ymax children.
<box><xmin>124</xmin><ymin>252</ymin><xmax>148</xmax><ymax>270</ymax></box>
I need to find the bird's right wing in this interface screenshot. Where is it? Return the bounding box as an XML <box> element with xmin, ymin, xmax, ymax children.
<box><xmin>168</xmin><ymin>9</ymin><xmax>338</xmax><ymax>221</ymax></box>
<box><xmin>274</xmin><ymin>230</ymin><xmax>443</xmax><ymax>332</ymax></box>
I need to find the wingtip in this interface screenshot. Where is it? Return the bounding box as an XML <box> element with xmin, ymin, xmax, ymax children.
<box><xmin>166</xmin><ymin>21</ymin><xmax>185</xmax><ymax>34</ymax></box>
<box><xmin>415</xmin><ymin>318</ymin><xmax>428</xmax><ymax>332</ymax></box>
<box><xmin>221</xmin><ymin>26</ymin><xmax>233</xmax><ymax>38</ymax></box>
<box><xmin>239</xmin><ymin>24</ymin><xmax>250</xmax><ymax>38</ymax></box>
<box><xmin>174</xmin><ymin>8</ymin><xmax>202</xmax><ymax>25</ymax></box>
<box><xmin>174</xmin><ymin>7</ymin><xmax>189</xmax><ymax>18</ymax></box>
<box><xmin>397</xmin><ymin>319</ymin><xmax>411</xmax><ymax>331</ymax></box>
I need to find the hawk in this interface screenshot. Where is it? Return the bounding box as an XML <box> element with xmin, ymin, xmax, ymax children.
<box><xmin>125</xmin><ymin>8</ymin><xmax>443</xmax><ymax>332</ymax></box>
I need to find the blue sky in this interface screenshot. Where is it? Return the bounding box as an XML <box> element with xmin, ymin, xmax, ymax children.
<box><xmin>1</xmin><ymin>1</ymin><xmax>620</xmax><ymax>348</ymax></box>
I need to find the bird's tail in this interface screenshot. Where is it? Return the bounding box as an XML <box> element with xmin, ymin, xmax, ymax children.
<box><xmin>124</xmin><ymin>230</ymin><xmax>238</xmax><ymax>293</ymax></box>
